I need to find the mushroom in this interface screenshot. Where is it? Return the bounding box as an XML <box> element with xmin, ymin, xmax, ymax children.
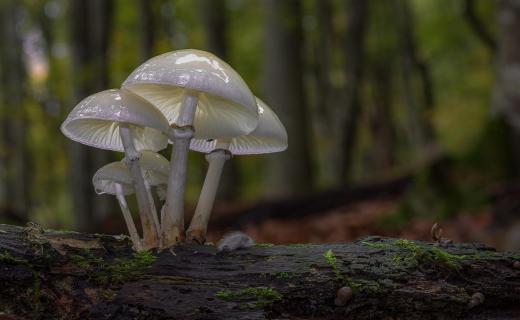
<box><xmin>334</xmin><ymin>286</ymin><xmax>353</xmax><ymax>306</ymax></box>
<box><xmin>92</xmin><ymin>151</ymin><xmax>170</xmax><ymax>251</ymax></box>
<box><xmin>186</xmin><ymin>98</ymin><xmax>287</xmax><ymax>243</ymax></box>
<box><xmin>122</xmin><ymin>49</ymin><xmax>258</xmax><ymax>247</ymax></box>
<box><xmin>61</xmin><ymin>89</ymin><xmax>170</xmax><ymax>248</ymax></box>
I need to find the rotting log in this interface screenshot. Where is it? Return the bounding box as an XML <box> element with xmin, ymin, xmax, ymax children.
<box><xmin>0</xmin><ymin>223</ymin><xmax>519</xmax><ymax>320</ymax></box>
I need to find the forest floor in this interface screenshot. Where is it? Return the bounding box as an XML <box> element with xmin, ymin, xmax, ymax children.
<box><xmin>206</xmin><ymin>195</ymin><xmax>518</xmax><ymax>251</ymax></box>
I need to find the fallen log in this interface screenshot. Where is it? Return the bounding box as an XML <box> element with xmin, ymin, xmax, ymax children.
<box><xmin>0</xmin><ymin>223</ymin><xmax>518</xmax><ymax>319</ymax></box>
<box><xmin>212</xmin><ymin>148</ymin><xmax>448</xmax><ymax>229</ymax></box>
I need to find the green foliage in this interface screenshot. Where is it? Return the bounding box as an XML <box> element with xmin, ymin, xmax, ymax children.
<box><xmin>215</xmin><ymin>286</ymin><xmax>282</xmax><ymax>308</ymax></box>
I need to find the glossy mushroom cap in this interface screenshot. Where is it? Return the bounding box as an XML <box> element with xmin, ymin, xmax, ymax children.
<box><xmin>61</xmin><ymin>89</ymin><xmax>170</xmax><ymax>152</ymax></box>
<box><xmin>190</xmin><ymin>98</ymin><xmax>288</xmax><ymax>155</ymax></box>
<box><xmin>122</xmin><ymin>49</ymin><xmax>258</xmax><ymax>139</ymax></box>
<box><xmin>93</xmin><ymin>151</ymin><xmax>170</xmax><ymax>195</ymax></box>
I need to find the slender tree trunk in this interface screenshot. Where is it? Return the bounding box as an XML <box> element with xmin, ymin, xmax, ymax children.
<box><xmin>493</xmin><ymin>0</ymin><xmax>520</xmax><ymax>223</ymax></box>
<box><xmin>369</xmin><ymin>62</ymin><xmax>395</xmax><ymax>171</ymax></box>
<box><xmin>263</xmin><ymin>0</ymin><xmax>313</xmax><ymax>196</ymax></box>
<box><xmin>199</xmin><ymin>0</ymin><xmax>241</xmax><ymax>201</ymax></box>
<box><xmin>0</xmin><ymin>1</ymin><xmax>30</xmax><ymax>223</ymax></box>
<box><xmin>340</xmin><ymin>0</ymin><xmax>369</xmax><ymax>181</ymax></box>
<box><xmin>69</xmin><ymin>0</ymin><xmax>115</xmax><ymax>232</ymax></box>
<box><xmin>463</xmin><ymin>0</ymin><xmax>497</xmax><ymax>53</ymax></box>
<box><xmin>395</xmin><ymin>0</ymin><xmax>435</xmax><ymax>150</ymax></box>
<box><xmin>138</xmin><ymin>0</ymin><xmax>156</xmax><ymax>61</ymax></box>
<box><xmin>312</xmin><ymin>0</ymin><xmax>337</xmax><ymax>186</ymax></box>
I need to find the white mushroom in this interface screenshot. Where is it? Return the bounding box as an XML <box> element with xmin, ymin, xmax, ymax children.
<box><xmin>186</xmin><ymin>98</ymin><xmax>287</xmax><ymax>243</ymax></box>
<box><xmin>61</xmin><ymin>89</ymin><xmax>170</xmax><ymax>248</ymax></box>
<box><xmin>122</xmin><ymin>49</ymin><xmax>258</xmax><ymax>247</ymax></box>
<box><xmin>92</xmin><ymin>151</ymin><xmax>170</xmax><ymax>251</ymax></box>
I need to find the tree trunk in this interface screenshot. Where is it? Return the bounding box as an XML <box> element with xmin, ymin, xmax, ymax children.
<box><xmin>263</xmin><ymin>0</ymin><xmax>313</xmax><ymax>196</ymax></box>
<box><xmin>492</xmin><ymin>0</ymin><xmax>520</xmax><ymax>223</ymax></box>
<box><xmin>312</xmin><ymin>0</ymin><xmax>337</xmax><ymax>186</ymax></box>
<box><xmin>0</xmin><ymin>223</ymin><xmax>518</xmax><ymax>319</ymax></box>
<box><xmin>369</xmin><ymin>62</ymin><xmax>396</xmax><ymax>171</ymax></box>
<box><xmin>0</xmin><ymin>1</ymin><xmax>30</xmax><ymax>223</ymax></box>
<box><xmin>68</xmin><ymin>0</ymin><xmax>115</xmax><ymax>232</ymax></box>
<box><xmin>395</xmin><ymin>0</ymin><xmax>435</xmax><ymax>151</ymax></box>
<box><xmin>199</xmin><ymin>0</ymin><xmax>241</xmax><ymax>201</ymax></box>
<box><xmin>138</xmin><ymin>0</ymin><xmax>156</xmax><ymax>61</ymax></box>
<box><xmin>340</xmin><ymin>0</ymin><xmax>369</xmax><ymax>182</ymax></box>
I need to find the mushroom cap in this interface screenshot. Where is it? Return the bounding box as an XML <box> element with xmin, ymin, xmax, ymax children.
<box><xmin>122</xmin><ymin>49</ymin><xmax>258</xmax><ymax>139</ymax></box>
<box><xmin>92</xmin><ymin>162</ymin><xmax>135</xmax><ymax>196</ymax></box>
<box><xmin>190</xmin><ymin>98</ymin><xmax>288</xmax><ymax>155</ymax></box>
<box><xmin>61</xmin><ymin>89</ymin><xmax>170</xmax><ymax>152</ymax></box>
<box><xmin>92</xmin><ymin>151</ymin><xmax>170</xmax><ymax>195</ymax></box>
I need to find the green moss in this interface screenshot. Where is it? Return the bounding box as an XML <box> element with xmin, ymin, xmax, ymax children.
<box><xmin>362</xmin><ymin>239</ymin><xmax>465</xmax><ymax>270</ymax></box>
<box><xmin>0</xmin><ymin>251</ymin><xmax>29</xmax><ymax>265</ymax></box>
<box><xmin>69</xmin><ymin>250</ymin><xmax>156</xmax><ymax>285</ymax></box>
<box><xmin>323</xmin><ymin>249</ymin><xmax>342</xmax><ymax>281</ymax></box>
<box><xmin>357</xmin><ymin>280</ymin><xmax>385</xmax><ymax>296</ymax></box>
<box><xmin>0</xmin><ymin>250</ymin><xmax>41</xmax><ymax>312</ymax></box>
<box><xmin>287</xmin><ymin>243</ymin><xmax>313</xmax><ymax>248</ymax></box>
<box><xmin>360</xmin><ymin>241</ymin><xmax>391</xmax><ymax>249</ymax></box>
<box><xmin>31</xmin><ymin>276</ymin><xmax>41</xmax><ymax>313</ymax></box>
<box><xmin>256</xmin><ymin>243</ymin><xmax>274</xmax><ymax>248</ymax></box>
<box><xmin>215</xmin><ymin>286</ymin><xmax>282</xmax><ymax>308</ymax></box>
<box><xmin>215</xmin><ymin>290</ymin><xmax>232</xmax><ymax>300</ymax></box>
<box><xmin>323</xmin><ymin>250</ymin><xmax>362</xmax><ymax>291</ymax></box>
<box><xmin>428</xmin><ymin>246</ymin><xmax>465</xmax><ymax>270</ymax></box>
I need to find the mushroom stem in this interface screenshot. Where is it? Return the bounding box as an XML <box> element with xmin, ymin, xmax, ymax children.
<box><xmin>114</xmin><ymin>183</ymin><xmax>143</xmax><ymax>251</ymax></box>
<box><xmin>161</xmin><ymin>91</ymin><xmax>198</xmax><ymax>247</ymax></box>
<box><xmin>144</xmin><ymin>179</ymin><xmax>160</xmax><ymax>233</ymax></box>
<box><xmin>186</xmin><ymin>149</ymin><xmax>231</xmax><ymax>244</ymax></box>
<box><xmin>119</xmin><ymin>124</ymin><xmax>159</xmax><ymax>248</ymax></box>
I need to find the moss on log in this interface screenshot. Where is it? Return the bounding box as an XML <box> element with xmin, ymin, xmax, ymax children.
<box><xmin>0</xmin><ymin>223</ymin><xmax>518</xmax><ymax>319</ymax></box>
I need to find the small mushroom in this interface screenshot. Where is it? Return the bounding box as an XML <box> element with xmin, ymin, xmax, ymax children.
<box><xmin>513</xmin><ymin>261</ymin><xmax>520</xmax><ymax>269</ymax></box>
<box><xmin>186</xmin><ymin>98</ymin><xmax>287</xmax><ymax>243</ymax></box>
<box><xmin>61</xmin><ymin>89</ymin><xmax>169</xmax><ymax>248</ymax></box>
<box><xmin>334</xmin><ymin>286</ymin><xmax>353</xmax><ymax>306</ymax></box>
<box><xmin>431</xmin><ymin>223</ymin><xmax>442</xmax><ymax>242</ymax></box>
<box><xmin>430</xmin><ymin>222</ymin><xmax>452</xmax><ymax>247</ymax></box>
<box><xmin>93</xmin><ymin>151</ymin><xmax>169</xmax><ymax>251</ymax></box>
<box><xmin>123</xmin><ymin>49</ymin><xmax>258</xmax><ymax>247</ymax></box>
<box><xmin>467</xmin><ymin>292</ymin><xmax>485</xmax><ymax>309</ymax></box>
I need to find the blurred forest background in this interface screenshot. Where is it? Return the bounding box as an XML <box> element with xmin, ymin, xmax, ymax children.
<box><xmin>0</xmin><ymin>0</ymin><xmax>519</xmax><ymax>250</ymax></box>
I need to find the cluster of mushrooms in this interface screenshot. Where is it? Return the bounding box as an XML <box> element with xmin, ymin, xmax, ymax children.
<box><xmin>61</xmin><ymin>49</ymin><xmax>288</xmax><ymax>250</ymax></box>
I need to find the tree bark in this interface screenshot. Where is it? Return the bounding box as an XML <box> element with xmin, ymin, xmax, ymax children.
<box><xmin>68</xmin><ymin>0</ymin><xmax>115</xmax><ymax>232</ymax></box>
<box><xmin>263</xmin><ymin>0</ymin><xmax>313</xmax><ymax>196</ymax></box>
<box><xmin>0</xmin><ymin>223</ymin><xmax>518</xmax><ymax>319</ymax></box>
